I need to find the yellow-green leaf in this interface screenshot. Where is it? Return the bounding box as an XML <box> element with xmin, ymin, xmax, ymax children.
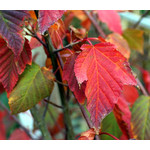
<box><xmin>123</xmin><ymin>28</ymin><xmax>144</xmax><ymax>54</ymax></box>
<box><xmin>8</xmin><ymin>63</ymin><xmax>54</xmax><ymax>114</ymax></box>
<box><xmin>131</xmin><ymin>95</ymin><xmax>150</xmax><ymax>140</ymax></box>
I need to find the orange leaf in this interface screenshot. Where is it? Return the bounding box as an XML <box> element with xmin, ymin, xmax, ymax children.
<box><xmin>48</xmin><ymin>19</ymin><xmax>66</xmax><ymax>49</ymax></box>
<box><xmin>106</xmin><ymin>33</ymin><xmax>130</xmax><ymax>59</ymax></box>
<box><xmin>78</xmin><ymin>128</ymin><xmax>95</xmax><ymax>140</ymax></box>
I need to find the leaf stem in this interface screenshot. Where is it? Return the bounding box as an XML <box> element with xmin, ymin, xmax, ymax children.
<box><xmin>30</xmin><ymin>106</ymin><xmax>51</xmax><ymax>140</ymax></box>
<box><xmin>99</xmin><ymin>132</ymin><xmax>119</xmax><ymax>140</ymax></box>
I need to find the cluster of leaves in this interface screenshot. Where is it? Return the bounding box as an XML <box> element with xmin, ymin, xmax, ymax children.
<box><xmin>0</xmin><ymin>10</ymin><xmax>150</xmax><ymax>140</ymax></box>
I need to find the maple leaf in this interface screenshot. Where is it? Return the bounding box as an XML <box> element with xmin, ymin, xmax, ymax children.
<box><xmin>0</xmin><ymin>38</ymin><xmax>32</xmax><ymax>93</ymax></box>
<box><xmin>0</xmin><ymin>10</ymin><xmax>29</xmax><ymax>57</ymax></box>
<box><xmin>63</xmin><ymin>52</ymin><xmax>86</xmax><ymax>104</ymax></box>
<box><xmin>48</xmin><ymin>19</ymin><xmax>66</xmax><ymax>49</ymax></box>
<box><xmin>38</xmin><ymin>10</ymin><xmax>65</xmax><ymax>34</ymax></box>
<box><xmin>74</xmin><ymin>42</ymin><xmax>137</xmax><ymax>128</ymax></box>
<box><xmin>97</xmin><ymin>10</ymin><xmax>122</xmax><ymax>34</ymax></box>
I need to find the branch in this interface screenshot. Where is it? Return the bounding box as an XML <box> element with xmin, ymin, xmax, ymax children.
<box><xmin>136</xmin><ymin>78</ymin><xmax>149</xmax><ymax>96</ymax></box>
<box><xmin>34</xmin><ymin>10</ymin><xmax>75</xmax><ymax>140</ymax></box>
<box><xmin>132</xmin><ymin>10</ymin><xmax>150</xmax><ymax>28</ymax></box>
<box><xmin>44</xmin><ymin>99</ymin><xmax>63</xmax><ymax>109</ymax></box>
<box><xmin>83</xmin><ymin>10</ymin><xmax>106</xmax><ymax>38</ymax></box>
<box><xmin>30</xmin><ymin>106</ymin><xmax>51</xmax><ymax>140</ymax></box>
<box><xmin>53</xmin><ymin>40</ymin><xmax>83</xmax><ymax>53</ymax></box>
<box><xmin>0</xmin><ymin>101</ymin><xmax>34</xmax><ymax>139</ymax></box>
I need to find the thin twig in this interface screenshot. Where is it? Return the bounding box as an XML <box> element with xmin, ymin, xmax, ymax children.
<box><xmin>25</xmin><ymin>27</ymin><xmax>47</xmax><ymax>48</ymax></box>
<box><xmin>99</xmin><ymin>132</ymin><xmax>119</xmax><ymax>140</ymax></box>
<box><xmin>42</xmin><ymin>96</ymin><xmax>50</xmax><ymax>119</ymax></box>
<box><xmin>54</xmin><ymin>79</ymin><xmax>68</xmax><ymax>87</ymax></box>
<box><xmin>136</xmin><ymin>78</ymin><xmax>149</xmax><ymax>96</ymax></box>
<box><xmin>132</xmin><ymin>10</ymin><xmax>150</xmax><ymax>28</ymax></box>
<box><xmin>44</xmin><ymin>99</ymin><xmax>63</xmax><ymax>109</ymax></box>
<box><xmin>83</xmin><ymin>10</ymin><xmax>106</xmax><ymax>38</ymax></box>
<box><xmin>78</xmin><ymin>102</ymin><xmax>93</xmax><ymax>128</ymax></box>
<box><xmin>0</xmin><ymin>101</ymin><xmax>34</xmax><ymax>139</ymax></box>
<box><xmin>53</xmin><ymin>40</ymin><xmax>83</xmax><ymax>53</ymax></box>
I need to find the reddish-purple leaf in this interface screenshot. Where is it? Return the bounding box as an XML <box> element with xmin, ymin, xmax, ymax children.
<box><xmin>38</xmin><ymin>10</ymin><xmax>65</xmax><ymax>34</ymax></box>
<box><xmin>0</xmin><ymin>38</ymin><xmax>32</xmax><ymax>93</ymax></box>
<box><xmin>74</xmin><ymin>42</ymin><xmax>136</xmax><ymax>128</ymax></box>
<box><xmin>0</xmin><ymin>111</ymin><xmax>6</xmax><ymax>140</ymax></box>
<box><xmin>97</xmin><ymin>10</ymin><xmax>122</xmax><ymax>34</ymax></box>
<box><xmin>0</xmin><ymin>10</ymin><xmax>29</xmax><ymax>57</ymax></box>
<box><xmin>63</xmin><ymin>52</ymin><xmax>86</xmax><ymax>104</ymax></box>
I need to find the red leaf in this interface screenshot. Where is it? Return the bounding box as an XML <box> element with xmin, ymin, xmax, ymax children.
<box><xmin>9</xmin><ymin>129</ymin><xmax>31</xmax><ymax>140</ymax></box>
<box><xmin>74</xmin><ymin>41</ymin><xmax>136</xmax><ymax>128</ymax></box>
<box><xmin>0</xmin><ymin>111</ymin><xmax>6</xmax><ymax>140</ymax></box>
<box><xmin>48</xmin><ymin>19</ymin><xmax>66</xmax><ymax>49</ymax></box>
<box><xmin>63</xmin><ymin>52</ymin><xmax>86</xmax><ymax>104</ymax></box>
<box><xmin>113</xmin><ymin>95</ymin><xmax>132</xmax><ymax>139</ymax></box>
<box><xmin>38</xmin><ymin>10</ymin><xmax>65</xmax><ymax>34</ymax></box>
<box><xmin>123</xmin><ymin>85</ymin><xmax>139</xmax><ymax>106</ymax></box>
<box><xmin>0</xmin><ymin>38</ymin><xmax>32</xmax><ymax>93</ymax></box>
<box><xmin>78</xmin><ymin>128</ymin><xmax>95</xmax><ymax>140</ymax></box>
<box><xmin>141</xmin><ymin>69</ymin><xmax>150</xmax><ymax>94</ymax></box>
<box><xmin>97</xmin><ymin>10</ymin><xmax>122</xmax><ymax>34</ymax></box>
<box><xmin>0</xmin><ymin>10</ymin><xmax>29</xmax><ymax>57</ymax></box>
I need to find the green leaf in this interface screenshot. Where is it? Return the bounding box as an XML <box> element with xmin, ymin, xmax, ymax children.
<box><xmin>123</xmin><ymin>28</ymin><xmax>144</xmax><ymax>54</ymax></box>
<box><xmin>100</xmin><ymin>112</ymin><xmax>122</xmax><ymax>140</ymax></box>
<box><xmin>8</xmin><ymin>63</ymin><xmax>54</xmax><ymax>114</ymax></box>
<box><xmin>131</xmin><ymin>95</ymin><xmax>150</xmax><ymax>140</ymax></box>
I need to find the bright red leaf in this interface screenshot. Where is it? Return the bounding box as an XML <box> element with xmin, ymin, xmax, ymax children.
<box><xmin>74</xmin><ymin>42</ymin><xmax>136</xmax><ymax>128</ymax></box>
<box><xmin>0</xmin><ymin>38</ymin><xmax>32</xmax><ymax>93</ymax></box>
<box><xmin>38</xmin><ymin>10</ymin><xmax>65</xmax><ymax>34</ymax></box>
<box><xmin>0</xmin><ymin>10</ymin><xmax>29</xmax><ymax>57</ymax></box>
<box><xmin>97</xmin><ymin>10</ymin><xmax>122</xmax><ymax>34</ymax></box>
<box><xmin>9</xmin><ymin>129</ymin><xmax>31</xmax><ymax>140</ymax></box>
<box><xmin>63</xmin><ymin>52</ymin><xmax>86</xmax><ymax>104</ymax></box>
